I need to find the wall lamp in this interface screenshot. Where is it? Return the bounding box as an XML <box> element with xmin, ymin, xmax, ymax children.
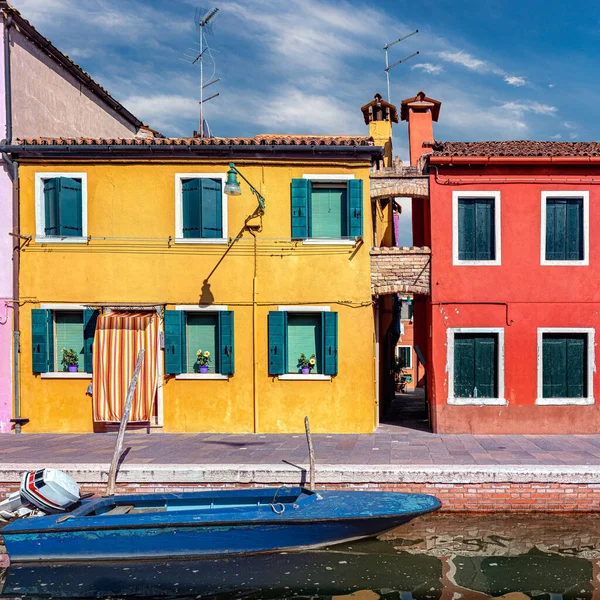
<box><xmin>224</xmin><ymin>162</ymin><xmax>266</xmax><ymax>215</ymax></box>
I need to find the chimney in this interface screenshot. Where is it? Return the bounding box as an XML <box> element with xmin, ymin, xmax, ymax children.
<box><xmin>361</xmin><ymin>93</ymin><xmax>398</xmax><ymax>168</ymax></box>
<box><xmin>400</xmin><ymin>91</ymin><xmax>441</xmax><ymax>167</ymax></box>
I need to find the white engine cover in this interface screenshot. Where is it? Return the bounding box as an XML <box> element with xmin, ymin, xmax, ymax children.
<box><xmin>20</xmin><ymin>469</ymin><xmax>81</xmax><ymax>513</ymax></box>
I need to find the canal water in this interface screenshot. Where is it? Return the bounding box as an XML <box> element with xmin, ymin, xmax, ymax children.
<box><xmin>1</xmin><ymin>512</ymin><xmax>600</xmax><ymax>599</ymax></box>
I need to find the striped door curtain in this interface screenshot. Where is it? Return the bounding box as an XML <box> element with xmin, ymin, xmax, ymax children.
<box><xmin>92</xmin><ymin>311</ymin><xmax>160</xmax><ymax>422</ymax></box>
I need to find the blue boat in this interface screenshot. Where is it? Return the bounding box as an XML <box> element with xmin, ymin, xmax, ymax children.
<box><xmin>1</xmin><ymin>487</ymin><xmax>440</xmax><ymax>563</ymax></box>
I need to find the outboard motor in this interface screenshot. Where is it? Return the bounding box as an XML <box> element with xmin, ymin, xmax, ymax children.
<box><xmin>0</xmin><ymin>469</ymin><xmax>80</xmax><ymax>519</ymax></box>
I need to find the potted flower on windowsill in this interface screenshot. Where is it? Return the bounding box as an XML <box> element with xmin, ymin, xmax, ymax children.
<box><xmin>61</xmin><ymin>348</ymin><xmax>79</xmax><ymax>373</ymax></box>
<box><xmin>195</xmin><ymin>349</ymin><xmax>211</xmax><ymax>374</ymax></box>
<box><xmin>298</xmin><ymin>353</ymin><xmax>316</xmax><ymax>375</ymax></box>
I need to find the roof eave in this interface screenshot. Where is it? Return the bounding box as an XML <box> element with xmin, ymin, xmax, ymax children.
<box><xmin>429</xmin><ymin>155</ymin><xmax>600</xmax><ymax>165</ymax></box>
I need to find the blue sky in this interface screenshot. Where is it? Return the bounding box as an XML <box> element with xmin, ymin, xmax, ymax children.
<box><xmin>12</xmin><ymin>0</ymin><xmax>600</xmax><ymax>162</ymax></box>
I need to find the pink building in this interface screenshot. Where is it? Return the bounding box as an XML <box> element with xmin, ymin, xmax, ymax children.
<box><xmin>0</xmin><ymin>1</ymin><xmax>144</xmax><ymax>432</ymax></box>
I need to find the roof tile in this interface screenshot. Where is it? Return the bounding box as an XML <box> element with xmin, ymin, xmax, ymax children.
<box><xmin>431</xmin><ymin>140</ymin><xmax>600</xmax><ymax>157</ymax></box>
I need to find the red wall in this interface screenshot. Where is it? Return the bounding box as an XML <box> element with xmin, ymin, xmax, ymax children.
<box><xmin>428</xmin><ymin>164</ymin><xmax>600</xmax><ymax>433</ymax></box>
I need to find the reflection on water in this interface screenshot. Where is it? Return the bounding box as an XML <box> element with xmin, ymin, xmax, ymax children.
<box><xmin>1</xmin><ymin>513</ymin><xmax>600</xmax><ymax>599</ymax></box>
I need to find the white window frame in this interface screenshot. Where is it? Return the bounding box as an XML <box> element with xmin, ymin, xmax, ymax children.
<box><xmin>277</xmin><ymin>304</ymin><xmax>332</xmax><ymax>381</ymax></box>
<box><xmin>301</xmin><ymin>174</ymin><xmax>357</xmax><ymax>246</ymax></box>
<box><xmin>452</xmin><ymin>191</ymin><xmax>501</xmax><ymax>266</ymax></box>
<box><xmin>540</xmin><ymin>191</ymin><xmax>589</xmax><ymax>266</ymax></box>
<box><xmin>34</xmin><ymin>173</ymin><xmax>88</xmax><ymax>243</ymax></box>
<box><xmin>174</xmin><ymin>173</ymin><xmax>228</xmax><ymax>244</ymax></box>
<box><xmin>396</xmin><ymin>345</ymin><xmax>413</xmax><ymax>369</ymax></box>
<box><xmin>446</xmin><ymin>327</ymin><xmax>506</xmax><ymax>405</ymax></box>
<box><xmin>536</xmin><ymin>327</ymin><xmax>595</xmax><ymax>405</ymax></box>
<box><xmin>39</xmin><ymin>303</ymin><xmax>91</xmax><ymax>378</ymax></box>
<box><xmin>174</xmin><ymin>304</ymin><xmax>229</xmax><ymax>380</ymax></box>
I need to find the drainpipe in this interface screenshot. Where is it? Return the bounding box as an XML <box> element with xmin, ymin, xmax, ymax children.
<box><xmin>4</xmin><ymin>13</ymin><xmax>12</xmax><ymax>144</ymax></box>
<box><xmin>3</xmin><ymin>151</ymin><xmax>19</xmax><ymax>432</ymax></box>
<box><xmin>248</xmin><ymin>229</ymin><xmax>259</xmax><ymax>433</ymax></box>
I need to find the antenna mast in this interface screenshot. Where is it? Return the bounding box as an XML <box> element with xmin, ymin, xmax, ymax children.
<box><xmin>182</xmin><ymin>6</ymin><xmax>220</xmax><ymax>138</ymax></box>
<box><xmin>383</xmin><ymin>30</ymin><xmax>419</xmax><ymax>104</ymax></box>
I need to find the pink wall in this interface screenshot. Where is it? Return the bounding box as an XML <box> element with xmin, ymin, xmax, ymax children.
<box><xmin>0</xmin><ymin>20</ymin><xmax>13</xmax><ymax>432</ymax></box>
<box><xmin>427</xmin><ymin>163</ymin><xmax>600</xmax><ymax>433</ymax></box>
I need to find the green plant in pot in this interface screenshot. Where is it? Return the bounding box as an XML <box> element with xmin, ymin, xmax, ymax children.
<box><xmin>61</xmin><ymin>348</ymin><xmax>79</xmax><ymax>373</ymax></box>
<box><xmin>195</xmin><ymin>349</ymin><xmax>211</xmax><ymax>374</ymax></box>
<box><xmin>298</xmin><ymin>353</ymin><xmax>316</xmax><ymax>375</ymax></box>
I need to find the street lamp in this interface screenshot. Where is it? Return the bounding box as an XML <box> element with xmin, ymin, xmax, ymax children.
<box><xmin>224</xmin><ymin>162</ymin><xmax>266</xmax><ymax>215</ymax></box>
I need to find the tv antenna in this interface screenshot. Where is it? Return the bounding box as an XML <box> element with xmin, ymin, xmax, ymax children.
<box><xmin>181</xmin><ymin>6</ymin><xmax>220</xmax><ymax>137</ymax></box>
<box><xmin>384</xmin><ymin>30</ymin><xmax>419</xmax><ymax>104</ymax></box>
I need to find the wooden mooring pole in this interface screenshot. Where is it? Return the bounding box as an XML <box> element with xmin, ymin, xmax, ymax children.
<box><xmin>106</xmin><ymin>349</ymin><xmax>145</xmax><ymax>496</ymax></box>
<box><xmin>304</xmin><ymin>416</ymin><xmax>315</xmax><ymax>491</ymax></box>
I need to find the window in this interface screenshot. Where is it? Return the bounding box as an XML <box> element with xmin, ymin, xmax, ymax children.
<box><xmin>164</xmin><ymin>308</ymin><xmax>234</xmax><ymax>377</ymax></box>
<box><xmin>268</xmin><ymin>309</ymin><xmax>338</xmax><ymax>378</ymax></box>
<box><xmin>399</xmin><ymin>298</ymin><xmax>413</xmax><ymax>321</ymax></box>
<box><xmin>447</xmin><ymin>328</ymin><xmax>505</xmax><ymax>405</ymax></box>
<box><xmin>536</xmin><ymin>329</ymin><xmax>594</xmax><ymax>405</ymax></box>
<box><xmin>31</xmin><ymin>307</ymin><xmax>97</xmax><ymax>375</ymax></box>
<box><xmin>175</xmin><ymin>174</ymin><xmax>227</xmax><ymax>243</ymax></box>
<box><xmin>35</xmin><ymin>173</ymin><xmax>87</xmax><ymax>242</ymax></box>
<box><xmin>291</xmin><ymin>176</ymin><xmax>363</xmax><ymax>242</ymax></box>
<box><xmin>541</xmin><ymin>192</ymin><xmax>589</xmax><ymax>265</ymax></box>
<box><xmin>396</xmin><ymin>346</ymin><xmax>412</xmax><ymax>369</ymax></box>
<box><xmin>452</xmin><ymin>191</ymin><xmax>501</xmax><ymax>265</ymax></box>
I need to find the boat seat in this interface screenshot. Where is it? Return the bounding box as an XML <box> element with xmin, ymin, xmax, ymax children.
<box><xmin>103</xmin><ymin>505</ymin><xmax>134</xmax><ymax>516</ymax></box>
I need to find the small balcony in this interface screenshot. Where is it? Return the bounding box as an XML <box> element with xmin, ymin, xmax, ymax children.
<box><xmin>370</xmin><ymin>246</ymin><xmax>431</xmax><ymax>296</ymax></box>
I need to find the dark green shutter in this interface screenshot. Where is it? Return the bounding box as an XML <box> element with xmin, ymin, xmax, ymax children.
<box><xmin>43</xmin><ymin>179</ymin><xmax>59</xmax><ymax>236</ymax></box>
<box><xmin>546</xmin><ymin>199</ymin><xmax>583</xmax><ymax>261</ymax></box>
<box><xmin>543</xmin><ymin>334</ymin><xmax>586</xmax><ymax>398</ymax></box>
<box><xmin>201</xmin><ymin>178</ymin><xmax>223</xmax><ymax>238</ymax></box>
<box><xmin>322</xmin><ymin>311</ymin><xmax>338</xmax><ymax>376</ymax></box>
<box><xmin>83</xmin><ymin>309</ymin><xmax>98</xmax><ymax>374</ymax></box>
<box><xmin>291</xmin><ymin>179</ymin><xmax>310</xmax><ymax>239</ymax></box>
<box><xmin>268</xmin><ymin>311</ymin><xmax>287</xmax><ymax>375</ymax></box>
<box><xmin>458</xmin><ymin>198</ymin><xmax>495</xmax><ymax>261</ymax></box>
<box><xmin>32</xmin><ymin>309</ymin><xmax>52</xmax><ymax>373</ymax></box>
<box><xmin>474</xmin><ymin>336</ymin><xmax>496</xmax><ymax>397</ymax></box>
<box><xmin>218</xmin><ymin>311</ymin><xmax>234</xmax><ymax>375</ymax></box>
<box><xmin>347</xmin><ymin>179</ymin><xmax>363</xmax><ymax>238</ymax></box>
<box><xmin>58</xmin><ymin>177</ymin><xmax>82</xmax><ymax>237</ymax></box>
<box><xmin>454</xmin><ymin>335</ymin><xmax>475</xmax><ymax>397</ymax></box>
<box><xmin>182</xmin><ymin>178</ymin><xmax>202</xmax><ymax>238</ymax></box>
<box><xmin>454</xmin><ymin>333</ymin><xmax>497</xmax><ymax>398</ymax></box>
<box><xmin>458</xmin><ymin>200</ymin><xmax>475</xmax><ymax>260</ymax></box>
<box><xmin>164</xmin><ymin>310</ymin><xmax>185</xmax><ymax>374</ymax></box>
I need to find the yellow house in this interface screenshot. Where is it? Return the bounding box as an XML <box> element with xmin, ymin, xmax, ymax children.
<box><xmin>11</xmin><ymin>121</ymin><xmax>387</xmax><ymax>434</ymax></box>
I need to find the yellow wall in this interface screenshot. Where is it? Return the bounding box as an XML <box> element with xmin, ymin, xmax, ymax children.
<box><xmin>18</xmin><ymin>158</ymin><xmax>377</xmax><ymax>434</ymax></box>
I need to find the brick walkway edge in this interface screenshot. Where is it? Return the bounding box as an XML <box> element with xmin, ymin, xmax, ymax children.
<box><xmin>0</xmin><ymin>464</ymin><xmax>598</xmax><ymax>512</ymax></box>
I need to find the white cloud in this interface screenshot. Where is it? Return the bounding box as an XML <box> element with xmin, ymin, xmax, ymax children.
<box><xmin>564</xmin><ymin>121</ymin><xmax>577</xmax><ymax>129</ymax></box>
<box><xmin>548</xmin><ymin>83</ymin><xmax>555</xmax><ymax>88</ymax></box>
<box><xmin>411</xmin><ymin>63</ymin><xmax>443</xmax><ymax>75</ymax></box>
<box><xmin>549</xmin><ymin>134</ymin><xmax>562</xmax><ymax>140</ymax></box>
<box><xmin>569</xmin><ymin>132</ymin><xmax>578</xmax><ymax>140</ymax></box>
<box><xmin>504</xmin><ymin>75</ymin><xmax>526</xmax><ymax>87</ymax></box>
<box><xmin>500</xmin><ymin>101</ymin><xmax>557</xmax><ymax>116</ymax></box>
<box><xmin>123</xmin><ymin>95</ymin><xmax>199</xmax><ymax>134</ymax></box>
<box><xmin>438</xmin><ymin>50</ymin><xmax>489</xmax><ymax>72</ymax></box>
<box><xmin>67</xmin><ymin>48</ymin><xmax>93</xmax><ymax>59</ymax></box>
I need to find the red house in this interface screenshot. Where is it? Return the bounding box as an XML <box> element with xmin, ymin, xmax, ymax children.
<box><xmin>401</xmin><ymin>93</ymin><xmax>600</xmax><ymax>434</ymax></box>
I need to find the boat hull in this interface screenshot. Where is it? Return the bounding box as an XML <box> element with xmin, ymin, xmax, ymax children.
<box><xmin>1</xmin><ymin>488</ymin><xmax>441</xmax><ymax>563</ymax></box>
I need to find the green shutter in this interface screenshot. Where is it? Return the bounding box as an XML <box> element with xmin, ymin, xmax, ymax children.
<box><xmin>164</xmin><ymin>310</ymin><xmax>185</xmax><ymax>375</ymax></box>
<box><xmin>291</xmin><ymin>179</ymin><xmax>310</xmax><ymax>239</ymax></box>
<box><xmin>458</xmin><ymin>198</ymin><xmax>495</xmax><ymax>261</ymax></box>
<box><xmin>454</xmin><ymin>335</ymin><xmax>475</xmax><ymax>397</ymax></box>
<box><xmin>268</xmin><ymin>311</ymin><xmax>287</xmax><ymax>375</ymax></box>
<box><xmin>454</xmin><ymin>333</ymin><xmax>497</xmax><ymax>398</ymax></box>
<box><xmin>43</xmin><ymin>178</ymin><xmax>59</xmax><ymax>236</ymax></box>
<box><xmin>543</xmin><ymin>334</ymin><xmax>586</xmax><ymax>398</ymax></box>
<box><xmin>287</xmin><ymin>314</ymin><xmax>321</xmax><ymax>373</ymax></box>
<box><xmin>458</xmin><ymin>199</ymin><xmax>476</xmax><ymax>261</ymax></box>
<box><xmin>310</xmin><ymin>187</ymin><xmax>345</xmax><ymax>239</ymax></box>
<box><xmin>218</xmin><ymin>310</ymin><xmax>234</xmax><ymax>375</ymax></box>
<box><xmin>201</xmin><ymin>178</ymin><xmax>223</xmax><ymax>238</ymax></box>
<box><xmin>474</xmin><ymin>336</ymin><xmax>496</xmax><ymax>397</ymax></box>
<box><xmin>182</xmin><ymin>178</ymin><xmax>202</xmax><ymax>239</ymax></box>
<box><xmin>55</xmin><ymin>311</ymin><xmax>84</xmax><ymax>371</ymax></box>
<box><xmin>31</xmin><ymin>309</ymin><xmax>52</xmax><ymax>373</ymax></box>
<box><xmin>186</xmin><ymin>313</ymin><xmax>218</xmax><ymax>373</ymax></box>
<box><xmin>58</xmin><ymin>177</ymin><xmax>82</xmax><ymax>237</ymax></box>
<box><xmin>83</xmin><ymin>309</ymin><xmax>98</xmax><ymax>374</ymax></box>
<box><xmin>546</xmin><ymin>199</ymin><xmax>583</xmax><ymax>261</ymax></box>
<box><xmin>347</xmin><ymin>179</ymin><xmax>363</xmax><ymax>238</ymax></box>
<box><xmin>322</xmin><ymin>311</ymin><xmax>338</xmax><ymax>376</ymax></box>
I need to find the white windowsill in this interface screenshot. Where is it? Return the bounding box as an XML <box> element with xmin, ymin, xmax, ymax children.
<box><xmin>535</xmin><ymin>397</ymin><xmax>594</xmax><ymax>406</ymax></box>
<box><xmin>175</xmin><ymin>373</ymin><xmax>229</xmax><ymax>380</ymax></box>
<box><xmin>302</xmin><ymin>239</ymin><xmax>356</xmax><ymax>246</ymax></box>
<box><xmin>41</xmin><ymin>372</ymin><xmax>92</xmax><ymax>379</ymax></box>
<box><xmin>174</xmin><ymin>238</ymin><xmax>229</xmax><ymax>245</ymax></box>
<box><xmin>453</xmin><ymin>260</ymin><xmax>501</xmax><ymax>266</ymax></box>
<box><xmin>35</xmin><ymin>236</ymin><xmax>87</xmax><ymax>244</ymax></box>
<box><xmin>541</xmin><ymin>260</ymin><xmax>589</xmax><ymax>266</ymax></box>
<box><xmin>447</xmin><ymin>397</ymin><xmax>506</xmax><ymax>406</ymax></box>
<box><xmin>278</xmin><ymin>374</ymin><xmax>332</xmax><ymax>381</ymax></box>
